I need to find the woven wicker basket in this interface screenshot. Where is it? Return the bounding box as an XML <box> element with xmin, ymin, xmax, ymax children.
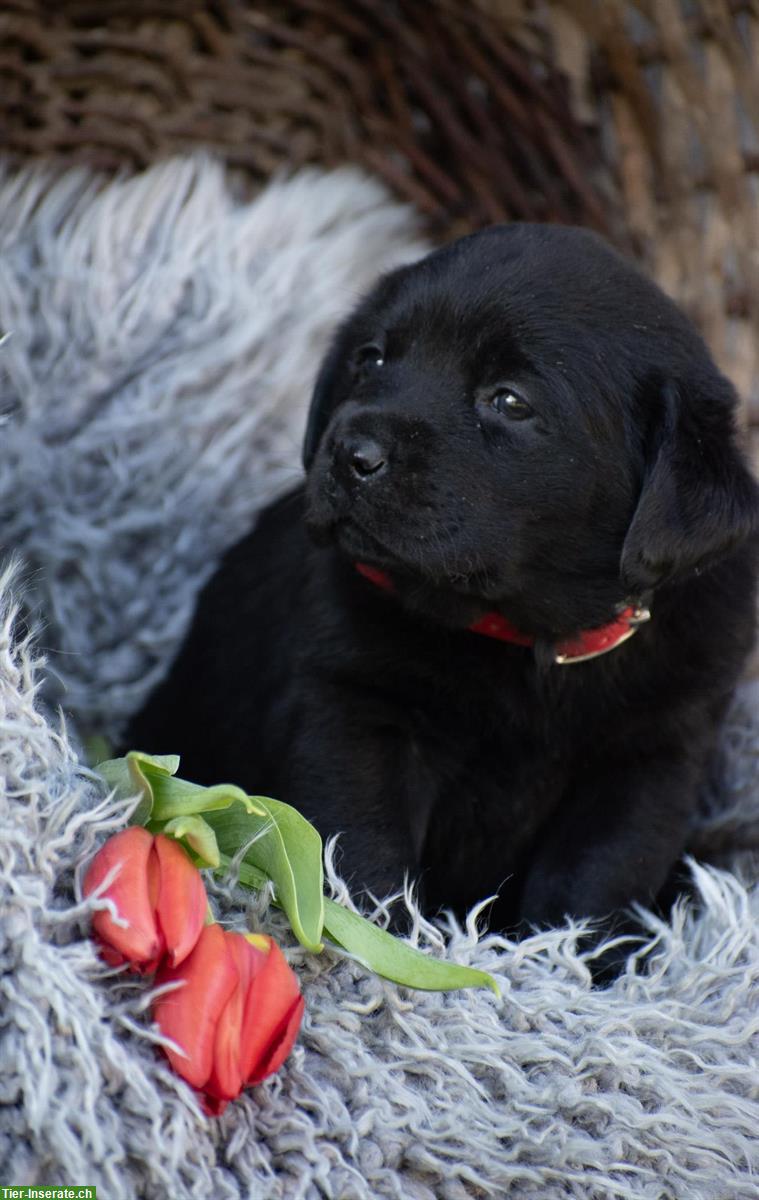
<box><xmin>1</xmin><ymin>0</ymin><xmax>758</xmax><ymax>443</ymax></box>
<box><xmin>546</xmin><ymin>0</ymin><xmax>759</xmax><ymax>440</ymax></box>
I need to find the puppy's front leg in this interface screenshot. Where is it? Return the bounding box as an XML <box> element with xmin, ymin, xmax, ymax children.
<box><xmin>283</xmin><ymin>694</ymin><xmax>429</xmax><ymax>903</ymax></box>
<box><xmin>519</xmin><ymin>751</ymin><xmax>699</xmax><ymax>937</ymax></box>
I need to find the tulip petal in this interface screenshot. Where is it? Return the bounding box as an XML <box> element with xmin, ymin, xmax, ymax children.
<box><xmin>248</xmin><ymin>994</ymin><xmax>305</xmax><ymax>1086</ymax></box>
<box><xmin>83</xmin><ymin>827</ymin><xmax>161</xmax><ymax>969</ymax></box>
<box><xmin>238</xmin><ymin>936</ymin><xmax>303</xmax><ymax>1086</ymax></box>
<box><xmin>204</xmin><ymin>932</ymin><xmax>253</xmax><ymax>1106</ymax></box>
<box><xmin>154</xmin><ymin>924</ymin><xmax>237</xmax><ymax>1089</ymax></box>
<box><xmin>153</xmin><ymin>833</ymin><xmax>207</xmax><ymax>967</ymax></box>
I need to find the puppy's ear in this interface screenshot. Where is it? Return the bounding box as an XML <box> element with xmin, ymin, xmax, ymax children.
<box><xmin>302</xmin><ymin>332</ymin><xmax>349</xmax><ymax>471</ymax></box>
<box><xmin>620</xmin><ymin>378</ymin><xmax>759</xmax><ymax>593</ymax></box>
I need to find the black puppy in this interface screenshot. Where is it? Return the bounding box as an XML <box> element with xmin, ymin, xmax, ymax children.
<box><xmin>128</xmin><ymin>224</ymin><xmax>759</xmax><ymax>944</ymax></box>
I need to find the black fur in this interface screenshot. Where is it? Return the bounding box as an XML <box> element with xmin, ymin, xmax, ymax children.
<box><xmin>127</xmin><ymin>225</ymin><xmax>759</xmax><ymax>950</ymax></box>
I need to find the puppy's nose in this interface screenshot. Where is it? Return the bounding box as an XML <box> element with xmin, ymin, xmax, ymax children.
<box><xmin>343</xmin><ymin>437</ymin><xmax>387</xmax><ymax>479</ymax></box>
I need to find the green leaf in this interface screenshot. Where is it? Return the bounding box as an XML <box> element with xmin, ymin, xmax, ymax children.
<box><xmin>97</xmin><ymin>752</ymin><xmax>267</xmax><ymax>826</ymax></box>
<box><xmin>322</xmin><ymin>897</ymin><xmax>500</xmax><ymax>995</ymax></box>
<box><xmin>150</xmin><ymin>778</ymin><xmax>268</xmax><ymax>822</ymax></box>
<box><xmin>97</xmin><ymin>751</ymin><xmax>178</xmax><ymax>825</ymax></box>
<box><xmin>163</xmin><ymin>815</ymin><xmax>220</xmax><ymax>867</ymax></box>
<box><xmin>205</xmin><ymin>797</ymin><xmax>324</xmax><ymax>954</ymax></box>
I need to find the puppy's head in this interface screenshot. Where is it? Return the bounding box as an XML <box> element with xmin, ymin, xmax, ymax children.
<box><xmin>304</xmin><ymin>225</ymin><xmax>758</xmax><ymax>636</ymax></box>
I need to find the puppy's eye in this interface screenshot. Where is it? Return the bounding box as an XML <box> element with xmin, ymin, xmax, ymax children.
<box><xmin>489</xmin><ymin>389</ymin><xmax>533</xmax><ymax>420</ymax></box>
<box><xmin>355</xmin><ymin>343</ymin><xmax>385</xmax><ymax>369</ymax></box>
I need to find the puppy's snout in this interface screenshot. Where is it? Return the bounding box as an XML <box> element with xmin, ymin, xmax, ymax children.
<box><xmin>339</xmin><ymin>436</ymin><xmax>388</xmax><ymax>481</ymax></box>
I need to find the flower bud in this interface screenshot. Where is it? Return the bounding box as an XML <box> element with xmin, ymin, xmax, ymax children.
<box><xmin>154</xmin><ymin>925</ymin><xmax>304</xmax><ymax>1114</ymax></box>
<box><xmin>84</xmin><ymin>827</ymin><xmax>207</xmax><ymax>973</ymax></box>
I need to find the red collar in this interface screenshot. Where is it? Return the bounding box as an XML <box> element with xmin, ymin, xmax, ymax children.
<box><xmin>354</xmin><ymin>562</ymin><xmax>650</xmax><ymax>664</ymax></box>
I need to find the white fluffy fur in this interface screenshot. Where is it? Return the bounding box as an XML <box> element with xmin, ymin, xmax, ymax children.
<box><xmin>0</xmin><ymin>156</ymin><xmax>427</xmax><ymax>734</ymax></box>
<box><xmin>1</xmin><ymin>158</ymin><xmax>758</xmax><ymax>1199</ymax></box>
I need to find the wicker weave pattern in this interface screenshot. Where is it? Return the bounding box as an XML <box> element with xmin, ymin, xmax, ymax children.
<box><xmin>2</xmin><ymin>0</ymin><xmax>758</xmax><ymax>436</ymax></box>
<box><xmin>0</xmin><ymin>0</ymin><xmax>609</xmax><ymax>237</ymax></box>
<box><xmin>549</xmin><ymin>0</ymin><xmax>759</xmax><ymax>431</ymax></box>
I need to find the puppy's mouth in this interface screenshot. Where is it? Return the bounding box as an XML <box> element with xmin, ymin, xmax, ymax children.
<box><xmin>305</xmin><ymin>470</ymin><xmax>394</xmax><ymax>555</ymax></box>
<box><xmin>304</xmin><ymin>468</ymin><xmax>499</xmax><ymax>598</ymax></box>
<box><xmin>311</xmin><ymin>512</ymin><xmax>403</xmax><ymax>571</ymax></box>
<box><xmin>307</xmin><ymin>506</ymin><xmax>497</xmax><ymax>601</ymax></box>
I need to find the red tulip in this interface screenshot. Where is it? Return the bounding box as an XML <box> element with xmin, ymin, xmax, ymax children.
<box><xmin>154</xmin><ymin>924</ymin><xmax>304</xmax><ymax>1115</ymax></box>
<box><xmin>83</xmin><ymin>827</ymin><xmax>207</xmax><ymax>973</ymax></box>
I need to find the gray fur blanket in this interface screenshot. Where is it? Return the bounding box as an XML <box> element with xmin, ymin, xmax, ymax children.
<box><xmin>1</xmin><ymin>158</ymin><xmax>758</xmax><ymax>1200</ymax></box>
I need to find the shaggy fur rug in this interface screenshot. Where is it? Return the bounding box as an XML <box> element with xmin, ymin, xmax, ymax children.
<box><xmin>1</xmin><ymin>158</ymin><xmax>758</xmax><ymax>1200</ymax></box>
